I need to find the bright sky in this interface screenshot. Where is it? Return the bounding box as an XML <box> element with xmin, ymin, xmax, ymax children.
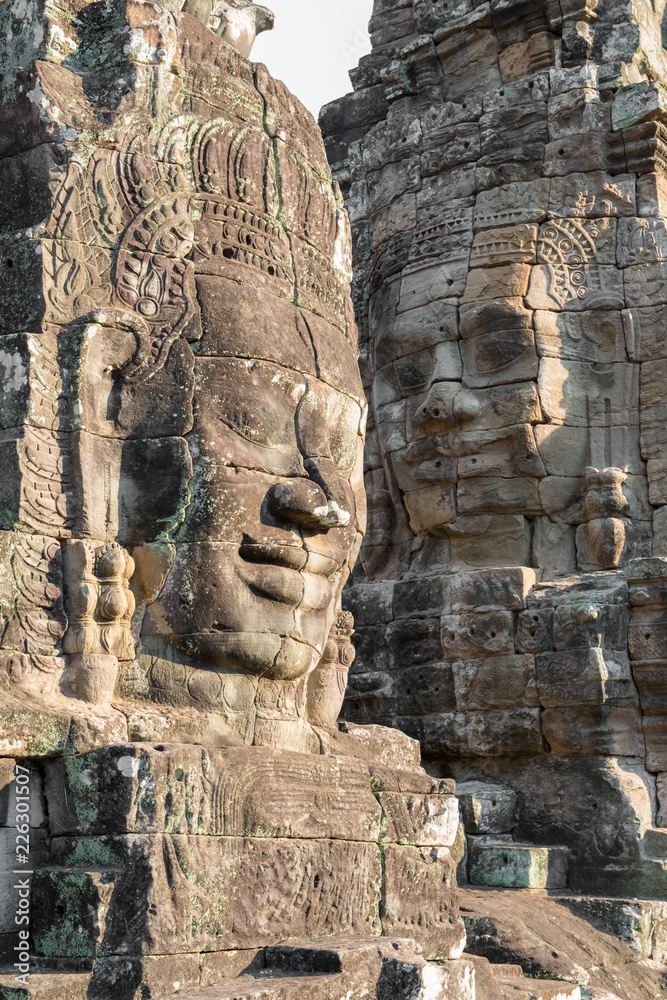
<box><xmin>252</xmin><ymin>0</ymin><xmax>374</xmax><ymax>119</ymax></box>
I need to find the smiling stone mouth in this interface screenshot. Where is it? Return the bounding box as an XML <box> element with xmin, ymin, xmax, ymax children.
<box><xmin>238</xmin><ymin>540</ymin><xmax>340</xmax><ymax>577</ymax></box>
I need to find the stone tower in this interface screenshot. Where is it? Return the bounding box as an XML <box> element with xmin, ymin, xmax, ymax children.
<box><xmin>321</xmin><ymin>0</ymin><xmax>667</xmax><ymax>920</ymax></box>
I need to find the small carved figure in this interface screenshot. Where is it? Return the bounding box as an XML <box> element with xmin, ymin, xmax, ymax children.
<box><xmin>306</xmin><ymin>611</ymin><xmax>356</xmax><ymax>728</ymax></box>
<box><xmin>583</xmin><ymin>467</ymin><xmax>629</xmax><ymax>570</ymax></box>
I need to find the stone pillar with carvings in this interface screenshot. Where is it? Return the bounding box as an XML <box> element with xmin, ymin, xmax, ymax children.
<box><xmin>321</xmin><ymin>0</ymin><xmax>667</xmax><ymax>896</ymax></box>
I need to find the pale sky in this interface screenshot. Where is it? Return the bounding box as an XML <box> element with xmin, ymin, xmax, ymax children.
<box><xmin>252</xmin><ymin>0</ymin><xmax>374</xmax><ymax>119</ymax></box>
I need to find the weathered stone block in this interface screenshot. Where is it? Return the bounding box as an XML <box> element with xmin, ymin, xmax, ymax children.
<box><xmin>553</xmin><ymin>603</ymin><xmax>629</xmax><ymax>651</ymax></box>
<box><xmin>37</xmin><ymin>835</ymin><xmax>383</xmax><ymax>955</ymax></box>
<box><xmin>377</xmin><ymin>791</ymin><xmax>459</xmax><ymax>847</ymax></box>
<box><xmin>457</xmin><ymin>781</ymin><xmax>518</xmax><ymax>835</ymax></box>
<box><xmin>380</xmin><ymin>843</ymin><xmax>465</xmax><ymax>960</ymax></box>
<box><xmin>396</xmin><ymin>663</ymin><xmax>457</xmax><ymax>715</ymax></box>
<box><xmin>453</xmin><ymin>654</ymin><xmax>538</xmax><ymax>712</ymax></box>
<box><xmin>548</xmin><ymin>171</ymin><xmax>636</xmax><ymax>218</ymax></box>
<box><xmin>475</xmin><ymin>179</ymin><xmax>550</xmax><ymax>230</ymax></box>
<box><xmin>465</xmin><ymin>708</ymin><xmax>544</xmax><ymax>756</ymax></box>
<box><xmin>535</xmin><ymin>648</ymin><xmax>637</xmax><ymax>707</ymax></box>
<box><xmin>451</xmin><ymin>567</ymin><xmax>536</xmax><ymax>612</ymax></box>
<box><xmin>44</xmin><ymin>744</ymin><xmax>381</xmax><ymax>842</ymax></box>
<box><xmin>468</xmin><ymin>842</ymin><xmax>569</xmax><ymax>889</ymax></box>
<box><xmin>386</xmin><ymin>616</ymin><xmax>444</xmax><ymax>668</ymax></box>
<box><xmin>542</xmin><ymin>704</ymin><xmax>645</xmax><ymax>755</ymax></box>
<box><xmin>441</xmin><ymin>610</ymin><xmax>515</xmax><ymax>661</ymax></box>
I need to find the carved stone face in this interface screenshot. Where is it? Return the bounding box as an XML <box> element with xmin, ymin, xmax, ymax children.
<box><xmin>0</xmin><ymin>9</ymin><xmax>364</xmax><ymax>753</ymax></box>
<box><xmin>371</xmin><ymin>207</ymin><xmax>648</xmax><ymax>576</ymax></box>
<box><xmin>145</xmin><ymin>283</ymin><xmax>366</xmax><ymax>683</ymax></box>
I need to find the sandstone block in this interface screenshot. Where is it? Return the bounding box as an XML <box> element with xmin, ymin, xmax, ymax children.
<box><xmin>535</xmin><ymin>648</ymin><xmax>637</xmax><ymax>707</ymax></box>
<box><xmin>465</xmin><ymin>708</ymin><xmax>544</xmax><ymax>756</ymax></box>
<box><xmin>456</xmin><ymin>476</ymin><xmax>542</xmax><ymax>517</ymax></box>
<box><xmin>535</xmin><ymin>423</ymin><xmax>642</xmax><ymax>477</ymax></box>
<box><xmin>451</xmin><ymin>567</ymin><xmax>536</xmax><ymax>612</ymax></box>
<box><xmin>453</xmin><ymin>655</ymin><xmax>538</xmax><ymax>712</ymax></box>
<box><xmin>542</xmin><ymin>704</ymin><xmax>645</xmax><ymax>756</ymax></box>
<box><xmin>637</xmin><ymin>173</ymin><xmax>667</xmax><ymax>217</ymax></box>
<box><xmin>469</xmin><ymin>224</ymin><xmax>538</xmax><ymax>268</ymax></box>
<box><xmin>441</xmin><ymin>610</ymin><xmax>515</xmax><ymax>661</ymax></box>
<box><xmin>548</xmin><ymin>171</ymin><xmax>636</xmax><ymax>218</ymax></box>
<box><xmin>37</xmin><ymin>835</ymin><xmax>383</xmax><ymax>956</ymax></box>
<box><xmin>543</xmin><ymin>131</ymin><xmax>626</xmax><ymax>177</ymax></box>
<box><xmin>629</xmin><ymin>608</ymin><xmax>667</xmax><ymax>659</ymax></box>
<box><xmin>403</xmin><ymin>483</ymin><xmax>457</xmax><ymax>532</ymax></box>
<box><xmin>612</xmin><ymin>82</ymin><xmax>667</xmax><ymax>131</ymax></box>
<box><xmin>548</xmin><ymin>88</ymin><xmax>611</xmax><ymax>140</ymax></box>
<box><xmin>457</xmin><ymin>781</ymin><xmax>517</xmax><ymax>835</ymax></box>
<box><xmin>367</xmin><ymin>158</ymin><xmax>421</xmax><ymax>216</ymax></box>
<box><xmin>396</xmin><ymin>663</ymin><xmax>457</xmax><ymax>715</ymax></box>
<box><xmin>532</xmin><ymin>519</ymin><xmax>577</xmax><ymax>575</ymax></box>
<box><xmin>44</xmin><ymin>744</ymin><xmax>381</xmax><ymax>841</ymax></box>
<box><xmin>498</xmin><ymin>32</ymin><xmax>555</xmax><ymax>84</ymax></box>
<box><xmin>421</xmin><ymin>121</ymin><xmax>480</xmax><ymax>176</ymax></box>
<box><xmin>461</xmin><ymin>327</ymin><xmax>539</xmax><ymax>386</ymax></box>
<box><xmin>343</xmin><ymin>581</ymin><xmax>395</xmax><ymax>626</ymax></box>
<box><xmin>380</xmin><ymin>843</ymin><xmax>466</xmax><ymax>960</ymax></box>
<box><xmin>370</xmin><ymin>192</ymin><xmax>417</xmax><ymax>249</ymax></box>
<box><xmin>474</xmin><ymin>179</ymin><xmax>550</xmax><ymax>230</ymax></box>
<box><xmin>537</xmin><ymin>358</ymin><xmax>639</xmax><ymax>426</ymax></box>
<box><xmin>625</xmin><ymin>261</ymin><xmax>667</xmax><ymax>308</ymax></box>
<box><xmin>386</xmin><ymin>616</ymin><xmax>445</xmax><ymax>668</ymax></box>
<box><xmin>538</xmin><ymin>216</ymin><xmax>617</xmax><ymax>265</ymax></box>
<box><xmin>553</xmin><ymin>603</ymin><xmax>629</xmax><ymax>651</ymax></box>
<box><xmin>393</xmin><ymin>574</ymin><xmax>449</xmax><ymax>619</ymax></box>
<box><xmin>437</xmin><ymin>25</ymin><xmax>502</xmax><ymax>101</ymax></box>
<box><xmin>628</xmin><ymin>557</ymin><xmax>667</xmax><ymax>606</ymax></box>
<box><xmin>516</xmin><ymin>608</ymin><xmax>555</xmax><ymax>653</ymax></box>
<box><xmin>533</xmin><ymin>309</ymin><xmax>627</xmax><ymax>362</ymax></box>
<box><xmin>344</xmin><ymin>671</ymin><xmax>397</xmax><ymax>721</ymax></box>
<box><xmin>398</xmin><ymin>258</ymin><xmax>469</xmax><ymax>309</ymax></box>
<box><xmin>479</xmin><ymin>105</ymin><xmax>549</xmax><ymax>158</ymax></box>
<box><xmin>377</xmin><ymin>791</ymin><xmax>459</xmax><ymax>847</ymax></box>
<box><xmin>526</xmin><ymin>263</ymin><xmax>624</xmax><ymax>311</ymax></box>
<box><xmin>623</xmin><ymin>305</ymin><xmax>667</xmax><ymax>361</ymax></box>
<box><xmin>468</xmin><ymin>842</ymin><xmax>569</xmax><ymax>889</ymax></box>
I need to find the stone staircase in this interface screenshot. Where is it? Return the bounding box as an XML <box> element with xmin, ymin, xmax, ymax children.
<box><xmin>0</xmin><ymin>938</ymin><xmax>584</xmax><ymax>1000</ymax></box>
<box><xmin>457</xmin><ymin>781</ymin><xmax>667</xmax><ymax>998</ymax></box>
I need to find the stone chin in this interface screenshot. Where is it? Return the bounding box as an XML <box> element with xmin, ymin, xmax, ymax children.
<box><xmin>169</xmin><ymin>631</ymin><xmax>324</xmax><ymax>681</ymax></box>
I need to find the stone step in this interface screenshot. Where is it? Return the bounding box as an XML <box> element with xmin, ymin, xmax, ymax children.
<box><xmin>551</xmin><ymin>893</ymin><xmax>667</xmax><ymax>961</ymax></box>
<box><xmin>153</xmin><ymin>973</ymin><xmax>348</xmax><ymax>1000</ymax></box>
<box><xmin>0</xmin><ymin>972</ymin><xmax>92</xmax><ymax>999</ymax></box>
<box><xmin>495</xmin><ymin>978</ymin><xmax>581</xmax><ymax>1000</ymax></box>
<box><xmin>640</xmin><ymin>825</ymin><xmax>667</xmax><ymax>859</ymax></box>
<box><xmin>491</xmin><ymin>964</ymin><xmax>581</xmax><ymax>1000</ymax></box>
<box><xmin>468</xmin><ymin>841</ymin><xmax>570</xmax><ymax>889</ymax></box>
<box><xmin>580</xmin><ymin>992</ymin><xmax>623</xmax><ymax>1000</ymax></box>
<box><xmin>459</xmin><ymin>886</ymin><xmax>667</xmax><ymax>998</ymax></box>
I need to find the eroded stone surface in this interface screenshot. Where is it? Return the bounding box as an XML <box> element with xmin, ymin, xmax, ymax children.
<box><xmin>322</xmin><ymin>0</ymin><xmax>667</xmax><ymax>911</ymax></box>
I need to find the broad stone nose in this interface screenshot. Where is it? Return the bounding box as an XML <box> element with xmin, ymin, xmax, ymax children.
<box><xmin>415</xmin><ymin>382</ymin><xmax>459</xmax><ymax>427</ymax></box>
<box><xmin>453</xmin><ymin>389</ymin><xmax>482</xmax><ymax>423</ymax></box>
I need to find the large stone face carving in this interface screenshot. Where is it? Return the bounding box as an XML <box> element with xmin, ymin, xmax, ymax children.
<box><xmin>0</xmin><ymin>5</ymin><xmax>478</xmax><ymax>996</ymax></box>
<box><xmin>0</xmin><ymin>0</ymin><xmax>366</xmax><ymax>756</ymax></box>
<box><xmin>322</xmin><ymin>0</ymin><xmax>667</xmax><ymax>897</ymax></box>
